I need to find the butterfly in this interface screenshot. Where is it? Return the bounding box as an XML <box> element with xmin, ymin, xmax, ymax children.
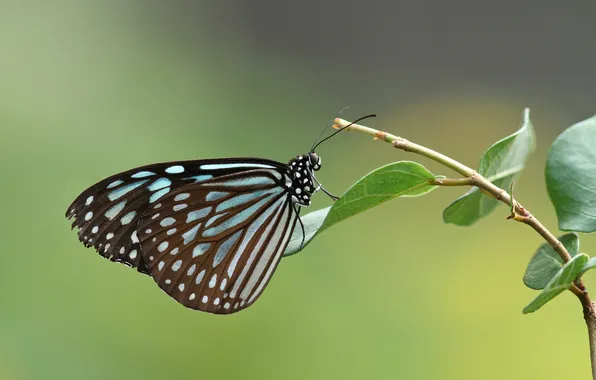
<box><xmin>66</xmin><ymin>115</ymin><xmax>374</xmax><ymax>314</ymax></box>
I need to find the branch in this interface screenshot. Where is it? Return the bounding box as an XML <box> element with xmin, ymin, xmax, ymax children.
<box><xmin>334</xmin><ymin>117</ymin><xmax>596</xmax><ymax>378</ymax></box>
<box><xmin>333</xmin><ymin>118</ymin><xmax>591</xmax><ymax>302</ymax></box>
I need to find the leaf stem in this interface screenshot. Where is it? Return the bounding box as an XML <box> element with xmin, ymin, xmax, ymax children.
<box><xmin>333</xmin><ymin>117</ymin><xmax>595</xmax><ymax>320</ymax></box>
<box><xmin>430</xmin><ymin>178</ymin><xmax>474</xmax><ymax>186</ymax></box>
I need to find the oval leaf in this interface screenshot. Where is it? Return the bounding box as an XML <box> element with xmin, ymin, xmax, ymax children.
<box><xmin>443</xmin><ymin>108</ymin><xmax>536</xmax><ymax>226</ymax></box>
<box><xmin>284</xmin><ymin>206</ymin><xmax>330</xmax><ymax>256</ymax></box>
<box><xmin>283</xmin><ymin>161</ymin><xmax>438</xmax><ymax>256</ymax></box>
<box><xmin>522</xmin><ymin>253</ymin><xmax>589</xmax><ymax>314</ymax></box>
<box><xmin>546</xmin><ymin>115</ymin><xmax>596</xmax><ymax>232</ymax></box>
<box><xmin>523</xmin><ymin>233</ymin><xmax>579</xmax><ymax>290</ymax></box>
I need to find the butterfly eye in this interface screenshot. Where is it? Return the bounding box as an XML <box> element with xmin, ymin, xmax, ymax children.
<box><xmin>308</xmin><ymin>153</ymin><xmax>321</xmax><ymax>169</ymax></box>
<box><xmin>308</xmin><ymin>153</ymin><xmax>322</xmax><ymax>170</ymax></box>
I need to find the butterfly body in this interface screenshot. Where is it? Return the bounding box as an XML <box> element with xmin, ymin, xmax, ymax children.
<box><xmin>66</xmin><ymin>153</ymin><xmax>322</xmax><ymax>314</ymax></box>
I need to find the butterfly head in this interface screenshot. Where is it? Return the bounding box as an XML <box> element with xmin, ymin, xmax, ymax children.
<box><xmin>308</xmin><ymin>152</ymin><xmax>322</xmax><ymax>171</ymax></box>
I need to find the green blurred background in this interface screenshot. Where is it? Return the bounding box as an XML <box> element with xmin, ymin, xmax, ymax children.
<box><xmin>1</xmin><ymin>1</ymin><xmax>595</xmax><ymax>379</ymax></box>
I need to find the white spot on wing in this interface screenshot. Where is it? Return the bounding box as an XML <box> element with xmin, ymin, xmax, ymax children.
<box><xmin>195</xmin><ymin>269</ymin><xmax>206</xmax><ymax>284</ymax></box>
<box><xmin>172</xmin><ymin>260</ymin><xmax>182</xmax><ymax>271</ymax></box>
<box><xmin>209</xmin><ymin>274</ymin><xmax>217</xmax><ymax>288</ymax></box>
<box><xmin>187</xmin><ymin>264</ymin><xmax>196</xmax><ymax>276</ymax></box>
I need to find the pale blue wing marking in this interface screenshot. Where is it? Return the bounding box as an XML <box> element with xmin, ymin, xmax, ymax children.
<box><xmin>131</xmin><ymin>171</ymin><xmax>155</xmax><ymax>178</ymax></box>
<box><xmin>193</xmin><ymin>243</ymin><xmax>211</xmax><ymax>258</ymax></box>
<box><xmin>120</xmin><ymin>211</ymin><xmax>137</xmax><ymax>225</ymax></box>
<box><xmin>105</xmin><ymin>200</ymin><xmax>127</xmax><ymax>220</ymax></box>
<box><xmin>108</xmin><ymin>180</ymin><xmax>149</xmax><ymax>201</ymax></box>
<box><xmin>200</xmin><ymin>163</ymin><xmax>276</xmax><ymax>170</ymax></box>
<box><xmin>215</xmin><ymin>188</ymin><xmax>281</xmax><ymax>213</ymax></box>
<box><xmin>165</xmin><ymin>165</ymin><xmax>185</xmax><ymax>174</ymax></box>
<box><xmin>149</xmin><ymin>187</ymin><xmax>170</xmax><ymax>203</ymax></box>
<box><xmin>148</xmin><ymin>178</ymin><xmax>172</xmax><ymax>192</ymax></box>
<box><xmin>202</xmin><ymin>191</ymin><xmax>281</xmax><ymax>237</ymax></box>
<box><xmin>213</xmin><ymin>230</ymin><xmax>243</xmax><ymax>267</ymax></box>
<box><xmin>206</xmin><ymin>191</ymin><xmax>229</xmax><ymax>202</ymax></box>
<box><xmin>106</xmin><ymin>180</ymin><xmax>123</xmax><ymax>189</ymax></box>
<box><xmin>185</xmin><ymin>175</ymin><xmax>213</xmax><ymax>183</ymax></box>
<box><xmin>186</xmin><ymin>207</ymin><xmax>212</xmax><ymax>223</ymax></box>
<box><xmin>182</xmin><ymin>224</ymin><xmax>200</xmax><ymax>245</ymax></box>
<box><xmin>202</xmin><ymin>176</ymin><xmax>276</xmax><ymax>188</ymax></box>
<box><xmin>227</xmin><ymin>196</ymin><xmax>285</xmax><ymax>277</ymax></box>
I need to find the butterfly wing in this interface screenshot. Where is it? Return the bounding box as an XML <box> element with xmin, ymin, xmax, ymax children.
<box><xmin>66</xmin><ymin>158</ymin><xmax>287</xmax><ymax>274</ymax></box>
<box><xmin>137</xmin><ymin>169</ymin><xmax>298</xmax><ymax>314</ymax></box>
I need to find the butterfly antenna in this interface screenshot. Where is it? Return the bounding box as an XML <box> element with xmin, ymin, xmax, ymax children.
<box><xmin>310</xmin><ymin>107</ymin><xmax>352</xmax><ymax>152</ymax></box>
<box><xmin>311</xmin><ymin>114</ymin><xmax>376</xmax><ymax>152</ymax></box>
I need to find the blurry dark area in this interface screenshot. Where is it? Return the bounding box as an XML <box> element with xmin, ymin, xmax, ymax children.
<box><xmin>168</xmin><ymin>0</ymin><xmax>595</xmax><ymax>114</ymax></box>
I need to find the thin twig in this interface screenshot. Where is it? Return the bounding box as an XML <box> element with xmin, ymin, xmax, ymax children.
<box><xmin>333</xmin><ymin>117</ymin><xmax>592</xmax><ymax>304</ymax></box>
<box><xmin>335</xmin><ymin>117</ymin><xmax>596</xmax><ymax>378</ymax></box>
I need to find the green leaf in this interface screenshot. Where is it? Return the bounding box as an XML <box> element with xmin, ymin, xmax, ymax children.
<box><xmin>284</xmin><ymin>207</ymin><xmax>330</xmax><ymax>257</ymax></box>
<box><xmin>443</xmin><ymin>108</ymin><xmax>536</xmax><ymax>226</ymax></box>
<box><xmin>546</xmin><ymin>115</ymin><xmax>596</xmax><ymax>232</ymax></box>
<box><xmin>580</xmin><ymin>257</ymin><xmax>596</xmax><ymax>278</ymax></box>
<box><xmin>522</xmin><ymin>253</ymin><xmax>589</xmax><ymax>314</ymax></box>
<box><xmin>283</xmin><ymin>161</ymin><xmax>439</xmax><ymax>257</ymax></box>
<box><xmin>523</xmin><ymin>233</ymin><xmax>579</xmax><ymax>290</ymax></box>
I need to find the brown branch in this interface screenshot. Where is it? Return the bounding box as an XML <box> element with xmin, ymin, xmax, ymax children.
<box><xmin>333</xmin><ymin>117</ymin><xmax>596</xmax><ymax>378</ymax></box>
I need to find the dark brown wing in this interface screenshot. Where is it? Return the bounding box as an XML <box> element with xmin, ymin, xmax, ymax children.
<box><xmin>137</xmin><ymin>169</ymin><xmax>298</xmax><ymax>314</ymax></box>
<box><xmin>66</xmin><ymin>158</ymin><xmax>287</xmax><ymax>274</ymax></box>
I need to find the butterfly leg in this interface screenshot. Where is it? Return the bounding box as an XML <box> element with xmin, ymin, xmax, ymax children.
<box><xmin>311</xmin><ymin>173</ymin><xmax>340</xmax><ymax>201</ymax></box>
<box><xmin>294</xmin><ymin>204</ymin><xmax>306</xmax><ymax>250</ymax></box>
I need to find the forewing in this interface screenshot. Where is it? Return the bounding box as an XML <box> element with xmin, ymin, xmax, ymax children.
<box><xmin>66</xmin><ymin>158</ymin><xmax>286</xmax><ymax>274</ymax></box>
<box><xmin>137</xmin><ymin>169</ymin><xmax>298</xmax><ymax>314</ymax></box>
